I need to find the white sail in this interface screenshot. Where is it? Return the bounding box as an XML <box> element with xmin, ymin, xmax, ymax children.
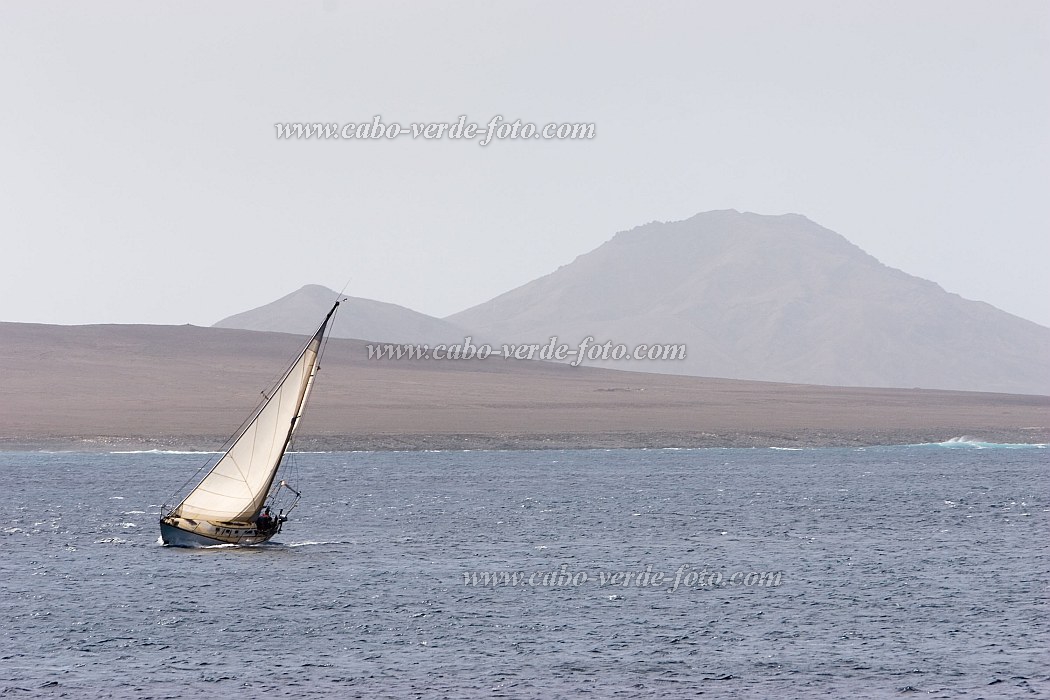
<box><xmin>174</xmin><ymin>321</ymin><xmax>327</xmax><ymax>523</ymax></box>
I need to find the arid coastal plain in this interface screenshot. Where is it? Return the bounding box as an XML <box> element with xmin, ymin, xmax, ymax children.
<box><xmin>1</xmin><ymin>323</ymin><xmax>1046</xmax><ymax>452</ymax></box>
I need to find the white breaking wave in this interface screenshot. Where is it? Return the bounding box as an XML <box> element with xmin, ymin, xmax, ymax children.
<box><xmin>918</xmin><ymin>436</ymin><xmax>1046</xmax><ymax>449</ymax></box>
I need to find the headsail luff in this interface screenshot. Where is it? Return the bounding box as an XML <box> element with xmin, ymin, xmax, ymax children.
<box><xmin>171</xmin><ymin>302</ymin><xmax>337</xmax><ymax>524</ymax></box>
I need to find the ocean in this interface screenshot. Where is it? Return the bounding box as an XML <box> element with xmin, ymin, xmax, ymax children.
<box><xmin>1</xmin><ymin>443</ymin><xmax>1047</xmax><ymax>698</ymax></box>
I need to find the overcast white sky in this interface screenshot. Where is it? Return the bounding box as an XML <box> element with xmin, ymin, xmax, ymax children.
<box><xmin>1</xmin><ymin>1</ymin><xmax>1047</xmax><ymax>328</ymax></box>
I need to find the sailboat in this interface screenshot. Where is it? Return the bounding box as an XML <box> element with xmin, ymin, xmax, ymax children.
<box><xmin>159</xmin><ymin>300</ymin><xmax>340</xmax><ymax>547</ymax></box>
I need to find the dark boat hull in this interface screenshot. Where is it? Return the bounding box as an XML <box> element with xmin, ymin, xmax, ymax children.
<box><xmin>159</xmin><ymin>516</ymin><xmax>278</xmax><ymax>547</ymax></box>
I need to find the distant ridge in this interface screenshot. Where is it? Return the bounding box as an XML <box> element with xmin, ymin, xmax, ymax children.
<box><xmin>1</xmin><ymin>320</ymin><xmax>1047</xmax><ymax>450</ymax></box>
<box><xmin>448</xmin><ymin>210</ymin><xmax>1050</xmax><ymax>394</ymax></box>
<box><xmin>214</xmin><ymin>284</ymin><xmax>468</xmax><ymax>344</ymax></box>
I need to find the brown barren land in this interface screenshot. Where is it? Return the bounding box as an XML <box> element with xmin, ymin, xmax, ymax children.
<box><xmin>1</xmin><ymin>322</ymin><xmax>1047</xmax><ymax>451</ymax></box>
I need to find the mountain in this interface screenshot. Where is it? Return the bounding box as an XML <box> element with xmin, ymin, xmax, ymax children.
<box><xmin>214</xmin><ymin>284</ymin><xmax>468</xmax><ymax>344</ymax></box>
<box><xmin>447</xmin><ymin>210</ymin><xmax>1050</xmax><ymax>394</ymax></box>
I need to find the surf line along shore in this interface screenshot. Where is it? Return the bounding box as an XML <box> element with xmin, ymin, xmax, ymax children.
<box><xmin>3</xmin><ymin>429</ymin><xmax>1048</xmax><ymax>453</ymax></box>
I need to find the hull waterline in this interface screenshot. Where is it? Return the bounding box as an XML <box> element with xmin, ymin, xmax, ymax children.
<box><xmin>159</xmin><ymin>517</ymin><xmax>278</xmax><ymax>548</ymax></box>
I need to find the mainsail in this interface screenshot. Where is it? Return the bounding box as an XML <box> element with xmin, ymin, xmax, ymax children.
<box><xmin>169</xmin><ymin>302</ymin><xmax>337</xmax><ymax>524</ymax></box>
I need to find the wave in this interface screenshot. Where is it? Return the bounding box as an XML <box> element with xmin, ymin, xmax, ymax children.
<box><xmin>916</xmin><ymin>436</ymin><xmax>1047</xmax><ymax>449</ymax></box>
<box><xmin>110</xmin><ymin>449</ymin><xmax>221</xmax><ymax>455</ymax></box>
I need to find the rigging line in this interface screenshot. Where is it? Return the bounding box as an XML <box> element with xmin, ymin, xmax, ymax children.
<box><xmin>256</xmin><ymin>332</ymin><xmax>326</xmax><ymax>513</ymax></box>
<box><xmin>162</xmin><ymin>457</ymin><xmax>213</xmax><ymax>515</ymax></box>
<box><xmin>288</xmin><ymin>302</ymin><xmax>339</xmax><ymax>462</ymax></box>
<box><xmin>315</xmin><ymin>306</ymin><xmax>339</xmax><ymax>395</ymax></box>
<box><xmin>318</xmin><ymin>299</ymin><xmax>341</xmax><ymax>362</ymax></box>
<box><xmin>222</xmin><ymin>338</ymin><xmax>314</xmax><ymax>453</ymax></box>
<box><xmin>256</xmin><ymin>343</ymin><xmax>298</xmax><ymax>401</ymax></box>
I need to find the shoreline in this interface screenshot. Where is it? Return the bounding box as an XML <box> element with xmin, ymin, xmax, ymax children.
<box><xmin>3</xmin><ymin>427</ymin><xmax>1047</xmax><ymax>453</ymax></box>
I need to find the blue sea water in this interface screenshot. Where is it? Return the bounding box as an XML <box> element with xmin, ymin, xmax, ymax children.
<box><xmin>1</xmin><ymin>444</ymin><xmax>1047</xmax><ymax>698</ymax></box>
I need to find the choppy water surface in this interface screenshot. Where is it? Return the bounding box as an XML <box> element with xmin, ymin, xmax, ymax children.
<box><xmin>1</xmin><ymin>445</ymin><xmax>1047</xmax><ymax>698</ymax></box>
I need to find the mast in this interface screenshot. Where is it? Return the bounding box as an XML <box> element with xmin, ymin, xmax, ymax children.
<box><xmin>253</xmin><ymin>301</ymin><xmax>338</xmax><ymax>514</ymax></box>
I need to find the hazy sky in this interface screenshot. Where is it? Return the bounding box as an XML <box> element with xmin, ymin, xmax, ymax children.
<box><xmin>2</xmin><ymin>1</ymin><xmax>1047</xmax><ymax>328</ymax></box>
